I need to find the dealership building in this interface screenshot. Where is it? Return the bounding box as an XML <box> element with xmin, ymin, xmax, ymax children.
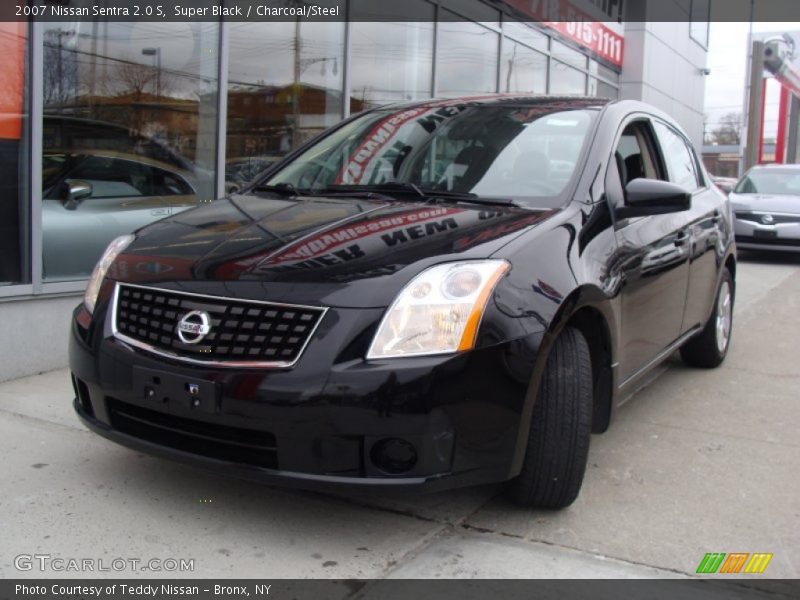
<box><xmin>0</xmin><ymin>0</ymin><xmax>710</xmax><ymax>382</ymax></box>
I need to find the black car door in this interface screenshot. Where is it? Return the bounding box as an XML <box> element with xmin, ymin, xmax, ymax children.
<box><xmin>606</xmin><ymin>117</ymin><xmax>692</xmax><ymax>384</ymax></box>
<box><xmin>651</xmin><ymin>120</ymin><xmax>723</xmax><ymax>334</ymax></box>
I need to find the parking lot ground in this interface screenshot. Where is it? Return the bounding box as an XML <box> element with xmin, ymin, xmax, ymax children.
<box><xmin>1</xmin><ymin>252</ymin><xmax>799</xmax><ymax>586</ymax></box>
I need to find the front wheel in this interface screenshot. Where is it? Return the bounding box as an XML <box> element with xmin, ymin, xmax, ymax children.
<box><xmin>680</xmin><ymin>268</ymin><xmax>734</xmax><ymax>368</ymax></box>
<box><xmin>505</xmin><ymin>327</ymin><xmax>593</xmax><ymax>509</ymax></box>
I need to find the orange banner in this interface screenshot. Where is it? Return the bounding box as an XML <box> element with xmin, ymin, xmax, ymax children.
<box><xmin>0</xmin><ymin>21</ymin><xmax>26</xmax><ymax>141</ymax></box>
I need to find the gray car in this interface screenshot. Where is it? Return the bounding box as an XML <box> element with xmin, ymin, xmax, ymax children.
<box><xmin>730</xmin><ymin>164</ymin><xmax>800</xmax><ymax>251</ymax></box>
<box><xmin>43</xmin><ymin>150</ymin><xmax>199</xmax><ymax>280</ymax></box>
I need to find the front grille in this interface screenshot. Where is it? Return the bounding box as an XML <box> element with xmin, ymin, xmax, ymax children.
<box><xmin>736</xmin><ymin>235</ymin><xmax>800</xmax><ymax>247</ymax></box>
<box><xmin>113</xmin><ymin>283</ymin><xmax>326</xmax><ymax>367</ymax></box>
<box><xmin>107</xmin><ymin>398</ymin><xmax>278</xmax><ymax>469</ymax></box>
<box><xmin>735</xmin><ymin>212</ymin><xmax>800</xmax><ymax>225</ymax></box>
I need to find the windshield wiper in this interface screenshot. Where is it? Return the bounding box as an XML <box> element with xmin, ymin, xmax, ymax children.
<box><xmin>317</xmin><ymin>184</ymin><xmax>520</xmax><ymax>207</ymax></box>
<box><xmin>252</xmin><ymin>182</ymin><xmax>308</xmax><ymax>197</ymax></box>
<box><xmin>417</xmin><ymin>189</ymin><xmax>520</xmax><ymax>207</ymax></box>
<box><xmin>319</xmin><ymin>182</ymin><xmax>426</xmax><ymax>198</ymax></box>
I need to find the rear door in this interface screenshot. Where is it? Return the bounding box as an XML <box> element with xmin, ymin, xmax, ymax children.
<box><xmin>606</xmin><ymin>117</ymin><xmax>692</xmax><ymax>383</ymax></box>
<box><xmin>652</xmin><ymin>120</ymin><xmax>723</xmax><ymax>333</ymax></box>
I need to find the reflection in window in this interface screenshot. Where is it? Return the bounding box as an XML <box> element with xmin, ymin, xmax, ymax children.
<box><xmin>589</xmin><ymin>78</ymin><xmax>618</xmax><ymax>99</ymax></box>
<box><xmin>267</xmin><ymin>104</ymin><xmax>598</xmax><ymax>208</ymax></box>
<box><xmin>437</xmin><ymin>15</ymin><xmax>499</xmax><ymax>97</ymax></box>
<box><xmin>0</xmin><ymin>22</ymin><xmax>29</xmax><ymax>285</ymax></box>
<box><xmin>589</xmin><ymin>60</ymin><xmax>620</xmax><ymax>83</ymax></box>
<box><xmin>551</xmin><ymin>40</ymin><xmax>587</xmax><ymax>70</ymax></box>
<box><xmin>226</xmin><ymin>21</ymin><xmax>344</xmax><ymax>179</ymax></box>
<box><xmin>502</xmin><ymin>40</ymin><xmax>547</xmax><ymax>94</ymax></box>
<box><xmin>549</xmin><ymin>61</ymin><xmax>586</xmax><ymax>95</ymax></box>
<box><xmin>654</xmin><ymin>122</ymin><xmax>700</xmax><ymax>191</ymax></box>
<box><xmin>41</xmin><ymin>21</ymin><xmax>220</xmax><ymax>280</ymax></box>
<box><xmin>503</xmin><ymin>22</ymin><xmax>549</xmax><ymax>52</ymax></box>
<box><xmin>350</xmin><ymin>19</ymin><xmax>434</xmax><ymax>110</ymax></box>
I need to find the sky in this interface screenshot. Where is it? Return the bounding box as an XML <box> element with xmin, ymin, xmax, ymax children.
<box><xmin>705</xmin><ymin>21</ymin><xmax>800</xmax><ymax>143</ymax></box>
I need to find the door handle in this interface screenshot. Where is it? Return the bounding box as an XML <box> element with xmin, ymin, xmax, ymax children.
<box><xmin>674</xmin><ymin>231</ymin><xmax>689</xmax><ymax>246</ymax></box>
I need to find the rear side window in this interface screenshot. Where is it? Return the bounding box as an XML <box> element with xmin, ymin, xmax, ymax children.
<box><xmin>654</xmin><ymin>122</ymin><xmax>700</xmax><ymax>191</ymax></box>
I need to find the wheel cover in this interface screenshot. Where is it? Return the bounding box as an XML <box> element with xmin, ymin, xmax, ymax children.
<box><xmin>716</xmin><ymin>280</ymin><xmax>732</xmax><ymax>353</ymax></box>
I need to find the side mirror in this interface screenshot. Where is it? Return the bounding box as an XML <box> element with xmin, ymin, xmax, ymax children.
<box><xmin>62</xmin><ymin>179</ymin><xmax>93</xmax><ymax>210</ymax></box>
<box><xmin>616</xmin><ymin>178</ymin><xmax>691</xmax><ymax>219</ymax></box>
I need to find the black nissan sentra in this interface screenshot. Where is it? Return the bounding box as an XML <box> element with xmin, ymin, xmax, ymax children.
<box><xmin>70</xmin><ymin>96</ymin><xmax>736</xmax><ymax>508</ymax></box>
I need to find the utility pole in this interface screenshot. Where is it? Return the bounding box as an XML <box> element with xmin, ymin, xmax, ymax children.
<box><xmin>292</xmin><ymin>17</ymin><xmax>302</xmax><ymax>149</ymax></box>
<box><xmin>505</xmin><ymin>44</ymin><xmax>517</xmax><ymax>92</ymax></box>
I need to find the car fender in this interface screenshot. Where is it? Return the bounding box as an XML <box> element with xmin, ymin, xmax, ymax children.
<box><xmin>506</xmin><ymin>283</ymin><xmax>619</xmax><ymax>478</ymax></box>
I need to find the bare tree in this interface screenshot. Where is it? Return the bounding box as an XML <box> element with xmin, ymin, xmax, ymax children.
<box><xmin>112</xmin><ymin>61</ymin><xmax>156</xmax><ymax>100</ymax></box>
<box><xmin>105</xmin><ymin>58</ymin><xmax>176</xmax><ymax>100</ymax></box>
<box><xmin>43</xmin><ymin>29</ymin><xmax>79</xmax><ymax>107</ymax></box>
<box><xmin>710</xmin><ymin>112</ymin><xmax>742</xmax><ymax>145</ymax></box>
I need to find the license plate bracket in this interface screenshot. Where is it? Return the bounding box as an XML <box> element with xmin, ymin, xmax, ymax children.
<box><xmin>132</xmin><ymin>366</ymin><xmax>219</xmax><ymax>415</ymax></box>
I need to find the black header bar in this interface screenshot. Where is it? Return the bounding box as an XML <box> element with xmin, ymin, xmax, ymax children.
<box><xmin>2</xmin><ymin>0</ymin><xmax>800</xmax><ymax>22</ymax></box>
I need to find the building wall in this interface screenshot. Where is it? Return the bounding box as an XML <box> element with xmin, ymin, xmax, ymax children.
<box><xmin>0</xmin><ymin>296</ymin><xmax>79</xmax><ymax>382</ymax></box>
<box><xmin>620</xmin><ymin>20</ymin><xmax>709</xmax><ymax>149</ymax></box>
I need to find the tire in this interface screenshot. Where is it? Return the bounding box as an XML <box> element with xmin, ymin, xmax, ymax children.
<box><xmin>680</xmin><ymin>269</ymin><xmax>734</xmax><ymax>369</ymax></box>
<box><xmin>505</xmin><ymin>327</ymin><xmax>593</xmax><ymax>509</ymax></box>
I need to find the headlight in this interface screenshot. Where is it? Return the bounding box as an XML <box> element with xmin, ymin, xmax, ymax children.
<box><xmin>367</xmin><ymin>260</ymin><xmax>510</xmax><ymax>359</ymax></box>
<box><xmin>83</xmin><ymin>234</ymin><xmax>135</xmax><ymax>314</ymax></box>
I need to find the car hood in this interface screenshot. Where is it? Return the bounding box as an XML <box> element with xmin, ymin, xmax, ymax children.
<box><xmin>110</xmin><ymin>193</ymin><xmax>554</xmax><ymax>308</ymax></box>
<box><xmin>730</xmin><ymin>193</ymin><xmax>800</xmax><ymax>214</ymax></box>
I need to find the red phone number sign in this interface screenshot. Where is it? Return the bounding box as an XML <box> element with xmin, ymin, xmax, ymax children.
<box><xmin>545</xmin><ymin>21</ymin><xmax>624</xmax><ymax>67</ymax></box>
<box><xmin>505</xmin><ymin>0</ymin><xmax>625</xmax><ymax>68</ymax></box>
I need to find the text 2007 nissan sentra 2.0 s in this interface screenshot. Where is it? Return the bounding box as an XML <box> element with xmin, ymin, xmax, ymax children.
<box><xmin>70</xmin><ymin>96</ymin><xmax>736</xmax><ymax>509</ymax></box>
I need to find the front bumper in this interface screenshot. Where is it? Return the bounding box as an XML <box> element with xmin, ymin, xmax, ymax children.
<box><xmin>69</xmin><ymin>302</ymin><xmax>541</xmax><ymax>492</ymax></box>
<box><xmin>734</xmin><ymin>216</ymin><xmax>800</xmax><ymax>252</ymax></box>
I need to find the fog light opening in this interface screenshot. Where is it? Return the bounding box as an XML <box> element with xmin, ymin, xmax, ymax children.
<box><xmin>370</xmin><ymin>438</ymin><xmax>418</xmax><ymax>475</ymax></box>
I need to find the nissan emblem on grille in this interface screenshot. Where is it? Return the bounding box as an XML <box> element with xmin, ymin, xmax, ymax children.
<box><xmin>113</xmin><ymin>283</ymin><xmax>327</xmax><ymax>367</ymax></box>
<box><xmin>761</xmin><ymin>214</ymin><xmax>774</xmax><ymax>224</ymax></box>
<box><xmin>177</xmin><ymin>310</ymin><xmax>212</xmax><ymax>344</ymax></box>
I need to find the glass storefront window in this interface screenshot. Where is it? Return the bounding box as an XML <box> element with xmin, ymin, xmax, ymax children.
<box><xmin>41</xmin><ymin>22</ymin><xmax>220</xmax><ymax>281</ymax></box>
<box><xmin>437</xmin><ymin>13</ymin><xmax>500</xmax><ymax>96</ymax></box>
<box><xmin>0</xmin><ymin>23</ymin><xmax>29</xmax><ymax>286</ymax></box>
<box><xmin>588</xmin><ymin>78</ymin><xmax>619</xmax><ymax>99</ymax></box>
<box><xmin>226</xmin><ymin>21</ymin><xmax>344</xmax><ymax>189</ymax></box>
<box><xmin>549</xmin><ymin>60</ymin><xmax>586</xmax><ymax>95</ymax></box>
<box><xmin>589</xmin><ymin>60</ymin><xmax>620</xmax><ymax>83</ymax></box>
<box><xmin>350</xmin><ymin>7</ymin><xmax>434</xmax><ymax>110</ymax></box>
<box><xmin>501</xmin><ymin>39</ymin><xmax>547</xmax><ymax>94</ymax></box>
<box><xmin>503</xmin><ymin>22</ymin><xmax>548</xmax><ymax>52</ymax></box>
<box><xmin>551</xmin><ymin>40</ymin><xmax>588</xmax><ymax>70</ymax></box>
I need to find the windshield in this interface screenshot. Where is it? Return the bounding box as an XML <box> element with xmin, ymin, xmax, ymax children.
<box><xmin>734</xmin><ymin>168</ymin><xmax>800</xmax><ymax>196</ymax></box>
<box><xmin>263</xmin><ymin>102</ymin><xmax>599</xmax><ymax>208</ymax></box>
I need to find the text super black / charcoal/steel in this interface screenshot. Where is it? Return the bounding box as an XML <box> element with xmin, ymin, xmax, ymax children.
<box><xmin>69</xmin><ymin>96</ymin><xmax>736</xmax><ymax>509</ymax></box>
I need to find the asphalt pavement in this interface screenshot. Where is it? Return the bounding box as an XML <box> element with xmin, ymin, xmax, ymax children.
<box><xmin>1</xmin><ymin>251</ymin><xmax>798</xmax><ymax>588</ymax></box>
